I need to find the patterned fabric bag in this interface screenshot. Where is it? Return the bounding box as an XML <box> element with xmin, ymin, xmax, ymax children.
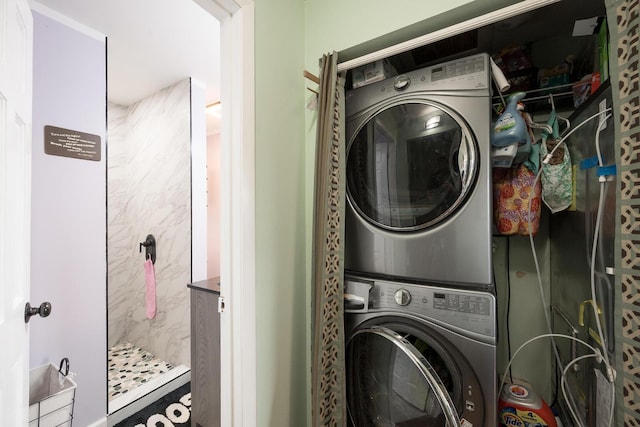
<box><xmin>540</xmin><ymin>110</ymin><xmax>573</xmax><ymax>213</ymax></box>
<box><xmin>493</xmin><ymin>162</ymin><xmax>542</xmax><ymax>236</ymax></box>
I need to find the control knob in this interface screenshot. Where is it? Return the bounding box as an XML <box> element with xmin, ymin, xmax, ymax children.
<box><xmin>394</xmin><ymin>75</ymin><xmax>410</xmax><ymax>91</ymax></box>
<box><xmin>394</xmin><ymin>289</ymin><xmax>411</xmax><ymax>306</ymax></box>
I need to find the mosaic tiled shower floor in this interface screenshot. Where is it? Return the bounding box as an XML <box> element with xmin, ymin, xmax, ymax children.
<box><xmin>108</xmin><ymin>342</ymin><xmax>174</xmax><ymax>401</ymax></box>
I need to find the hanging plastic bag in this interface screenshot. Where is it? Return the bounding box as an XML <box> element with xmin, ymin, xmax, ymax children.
<box><xmin>540</xmin><ymin>109</ymin><xmax>572</xmax><ymax>213</ymax></box>
<box><xmin>492</xmin><ymin>163</ymin><xmax>542</xmax><ymax>236</ymax></box>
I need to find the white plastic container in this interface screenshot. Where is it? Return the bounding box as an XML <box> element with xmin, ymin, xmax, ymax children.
<box><xmin>29</xmin><ymin>363</ymin><xmax>76</xmax><ymax>427</ymax></box>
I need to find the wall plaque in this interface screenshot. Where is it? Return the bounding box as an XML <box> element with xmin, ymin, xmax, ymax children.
<box><xmin>44</xmin><ymin>125</ymin><xmax>101</xmax><ymax>161</ymax></box>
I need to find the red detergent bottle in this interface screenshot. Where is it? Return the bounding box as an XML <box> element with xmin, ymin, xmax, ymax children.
<box><xmin>498</xmin><ymin>383</ymin><xmax>557</xmax><ymax>427</ymax></box>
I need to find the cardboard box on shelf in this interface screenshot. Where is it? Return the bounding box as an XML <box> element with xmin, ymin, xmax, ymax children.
<box><xmin>538</xmin><ymin>62</ymin><xmax>572</xmax><ymax>92</ymax></box>
<box><xmin>351</xmin><ymin>59</ymin><xmax>396</xmax><ymax>88</ymax></box>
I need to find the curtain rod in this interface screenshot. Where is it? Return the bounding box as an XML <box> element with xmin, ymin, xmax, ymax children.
<box><xmin>336</xmin><ymin>0</ymin><xmax>561</xmax><ymax>73</ymax></box>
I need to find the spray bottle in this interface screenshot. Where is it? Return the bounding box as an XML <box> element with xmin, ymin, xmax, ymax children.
<box><xmin>492</xmin><ymin>92</ymin><xmax>528</xmax><ymax>147</ymax></box>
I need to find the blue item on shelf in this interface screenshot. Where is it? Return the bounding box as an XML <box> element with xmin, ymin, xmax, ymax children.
<box><xmin>492</xmin><ymin>92</ymin><xmax>528</xmax><ymax>147</ymax></box>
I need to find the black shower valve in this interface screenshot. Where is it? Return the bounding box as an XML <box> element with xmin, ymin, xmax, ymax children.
<box><xmin>139</xmin><ymin>234</ymin><xmax>156</xmax><ymax>264</ymax></box>
<box><xmin>140</xmin><ymin>238</ymin><xmax>153</xmax><ymax>252</ymax></box>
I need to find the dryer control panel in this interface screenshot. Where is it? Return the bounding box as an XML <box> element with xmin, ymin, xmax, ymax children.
<box><xmin>345</xmin><ymin>52</ymin><xmax>491</xmax><ymax>120</ymax></box>
<box><xmin>345</xmin><ymin>276</ymin><xmax>496</xmax><ymax>341</ymax></box>
<box><xmin>393</xmin><ymin>54</ymin><xmax>489</xmax><ymax>91</ymax></box>
<box><xmin>429</xmin><ymin>54</ymin><xmax>487</xmax><ymax>84</ymax></box>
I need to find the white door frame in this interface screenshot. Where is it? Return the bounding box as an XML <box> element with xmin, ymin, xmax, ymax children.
<box><xmin>0</xmin><ymin>0</ymin><xmax>33</xmax><ymax>424</ymax></box>
<box><xmin>193</xmin><ymin>1</ymin><xmax>256</xmax><ymax>426</ymax></box>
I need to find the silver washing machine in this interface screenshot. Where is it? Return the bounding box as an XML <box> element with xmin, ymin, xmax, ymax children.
<box><xmin>344</xmin><ymin>274</ymin><xmax>496</xmax><ymax>427</ymax></box>
<box><xmin>345</xmin><ymin>53</ymin><xmax>492</xmax><ymax>288</ymax></box>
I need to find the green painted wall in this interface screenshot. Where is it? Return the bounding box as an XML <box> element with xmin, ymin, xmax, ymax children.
<box><xmin>493</xmin><ymin>219</ymin><xmax>554</xmax><ymax>402</ymax></box>
<box><xmin>304</xmin><ymin>0</ymin><xmax>474</xmax><ymax>64</ymax></box>
<box><xmin>254</xmin><ymin>0</ymin><xmax>307</xmax><ymax>425</ymax></box>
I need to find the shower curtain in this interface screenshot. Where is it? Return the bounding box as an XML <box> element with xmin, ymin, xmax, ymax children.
<box><xmin>606</xmin><ymin>0</ymin><xmax>640</xmax><ymax>424</ymax></box>
<box><xmin>311</xmin><ymin>52</ymin><xmax>347</xmax><ymax>427</ymax></box>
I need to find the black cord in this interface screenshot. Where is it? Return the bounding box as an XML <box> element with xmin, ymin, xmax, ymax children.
<box><xmin>506</xmin><ymin>236</ymin><xmax>513</xmax><ymax>383</ymax></box>
<box><xmin>549</xmin><ymin>361</ymin><xmax>559</xmax><ymax>408</ymax></box>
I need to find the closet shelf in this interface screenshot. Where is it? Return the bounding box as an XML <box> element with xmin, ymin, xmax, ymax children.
<box><xmin>491</xmin><ymin>80</ymin><xmax>610</xmax><ymax>126</ymax></box>
<box><xmin>492</xmin><ymin>82</ymin><xmax>575</xmax><ymax>106</ymax></box>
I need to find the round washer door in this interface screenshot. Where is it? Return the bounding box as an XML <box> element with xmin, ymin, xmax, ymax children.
<box><xmin>346</xmin><ymin>326</ymin><xmax>460</xmax><ymax>427</ymax></box>
<box><xmin>346</xmin><ymin>101</ymin><xmax>478</xmax><ymax>231</ymax></box>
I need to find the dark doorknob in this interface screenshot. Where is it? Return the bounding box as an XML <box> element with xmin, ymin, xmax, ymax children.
<box><xmin>25</xmin><ymin>302</ymin><xmax>52</xmax><ymax>323</ymax></box>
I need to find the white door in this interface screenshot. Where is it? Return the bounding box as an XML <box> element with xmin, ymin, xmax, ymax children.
<box><xmin>0</xmin><ymin>0</ymin><xmax>33</xmax><ymax>424</ymax></box>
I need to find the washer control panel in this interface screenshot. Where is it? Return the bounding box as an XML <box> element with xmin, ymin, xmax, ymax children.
<box><xmin>431</xmin><ymin>291</ymin><xmax>491</xmax><ymax>316</ymax></box>
<box><xmin>345</xmin><ymin>276</ymin><xmax>496</xmax><ymax>340</ymax></box>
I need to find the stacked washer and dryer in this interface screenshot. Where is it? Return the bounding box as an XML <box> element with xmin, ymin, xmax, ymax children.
<box><xmin>344</xmin><ymin>53</ymin><xmax>497</xmax><ymax>427</ymax></box>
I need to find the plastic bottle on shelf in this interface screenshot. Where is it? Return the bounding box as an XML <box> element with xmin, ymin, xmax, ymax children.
<box><xmin>492</xmin><ymin>92</ymin><xmax>528</xmax><ymax>148</ymax></box>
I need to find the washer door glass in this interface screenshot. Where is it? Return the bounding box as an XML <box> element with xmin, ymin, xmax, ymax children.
<box><xmin>347</xmin><ymin>102</ymin><xmax>478</xmax><ymax>231</ymax></box>
<box><xmin>346</xmin><ymin>326</ymin><xmax>460</xmax><ymax>427</ymax></box>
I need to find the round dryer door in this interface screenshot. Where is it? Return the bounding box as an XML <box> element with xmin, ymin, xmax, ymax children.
<box><xmin>346</xmin><ymin>326</ymin><xmax>460</xmax><ymax>427</ymax></box>
<box><xmin>346</xmin><ymin>101</ymin><xmax>478</xmax><ymax>231</ymax></box>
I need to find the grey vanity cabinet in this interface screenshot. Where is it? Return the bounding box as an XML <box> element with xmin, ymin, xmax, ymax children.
<box><xmin>189</xmin><ymin>278</ymin><xmax>221</xmax><ymax>427</ymax></box>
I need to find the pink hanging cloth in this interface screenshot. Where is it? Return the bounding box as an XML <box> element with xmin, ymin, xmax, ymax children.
<box><xmin>144</xmin><ymin>257</ymin><xmax>157</xmax><ymax>319</ymax></box>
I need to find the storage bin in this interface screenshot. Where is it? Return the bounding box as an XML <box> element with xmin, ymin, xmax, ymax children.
<box><xmin>29</xmin><ymin>362</ymin><xmax>76</xmax><ymax>427</ymax></box>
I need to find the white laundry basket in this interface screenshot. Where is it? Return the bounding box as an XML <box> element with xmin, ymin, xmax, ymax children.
<box><xmin>28</xmin><ymin>359</ymin><xmax>76</xmax><ymax>427</ymax></box>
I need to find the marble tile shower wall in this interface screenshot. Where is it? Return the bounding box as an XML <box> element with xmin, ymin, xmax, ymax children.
<box><xmin>107</xmin><ymin>79</ymin><xmax>192</xmax><ymax>368</ymax></box>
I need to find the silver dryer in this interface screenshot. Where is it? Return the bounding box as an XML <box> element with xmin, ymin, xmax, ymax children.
<box><xmin>345</xmin><ymin>53</ymin><xmax>493</xmax><ymax>288</ymax></box>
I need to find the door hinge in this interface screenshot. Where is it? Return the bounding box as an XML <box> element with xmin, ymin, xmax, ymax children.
<box><xmin>218</xmin><ymin>296</ymin><xmax>225</xmax><ymax>313</ymax></box>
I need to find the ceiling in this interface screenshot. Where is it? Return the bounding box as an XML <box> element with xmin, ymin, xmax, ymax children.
<box><xmin>33</xmin><ymin>0</ymin><xmax>221</xmax><ymax>132</ymax></box>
